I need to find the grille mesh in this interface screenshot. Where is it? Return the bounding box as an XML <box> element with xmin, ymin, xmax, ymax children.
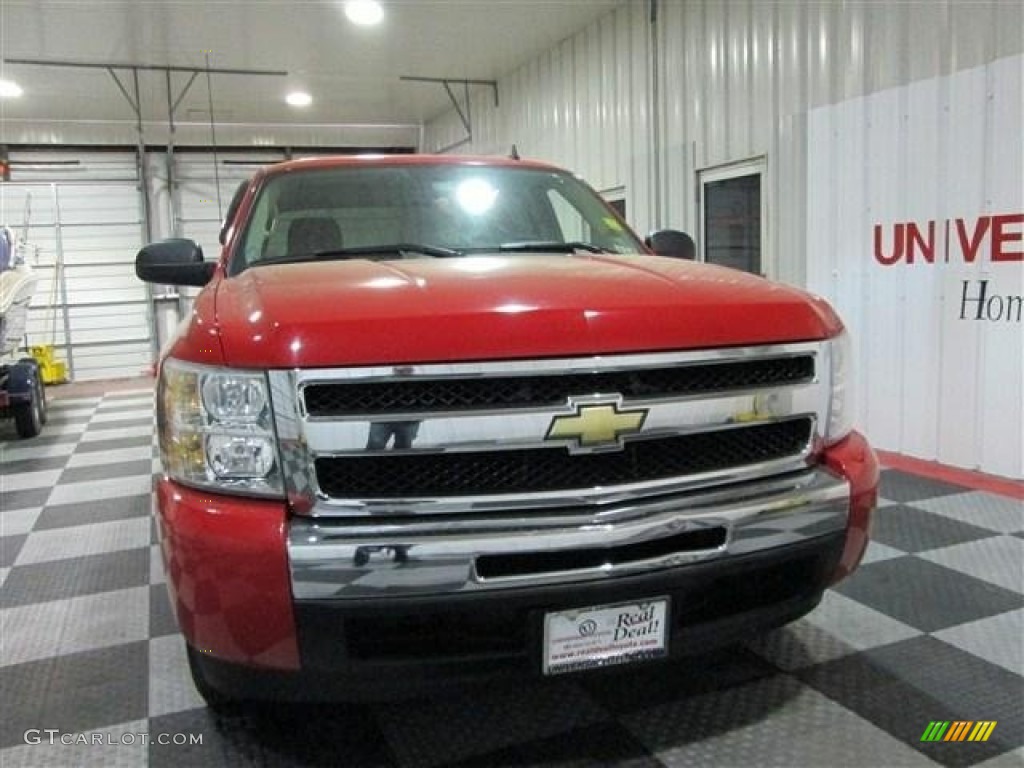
<box><xmin>315</xmin><ymin>418</ymin><xmax>812</xmax><ymax>499</ymax></box>
<box><xmin>303</xmin><ymin>356</ymin><xmax>814</xmax><ymax>417</ymax></box>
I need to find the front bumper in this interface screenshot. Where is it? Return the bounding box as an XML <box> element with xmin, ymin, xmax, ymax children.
<box><xmin>190</xmin><ymin>531</ymin><xmax>843</xmax><ymax>701</ymax></box>
<box><xmin>156</xmin><ymin>431</ymin><xmax>877</xmax><ymax>691</ymax></box>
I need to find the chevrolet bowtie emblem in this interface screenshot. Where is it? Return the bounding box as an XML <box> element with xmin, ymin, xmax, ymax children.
<box><xmin>546</xmin><ymin>398</ymin><xmax>648</xmax><ymax>452</ymax></box>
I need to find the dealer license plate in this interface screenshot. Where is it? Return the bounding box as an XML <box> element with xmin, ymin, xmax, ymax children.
<box><xmin>543</xmin><ymin>598</ymin><xmax>669</xmax><ymax>675</ymax></box>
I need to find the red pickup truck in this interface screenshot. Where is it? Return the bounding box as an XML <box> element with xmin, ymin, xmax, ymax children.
<box><xmin>136</xmin><ymin>155</ymin><xmax>877</xmax><ymax>707</ymax></box>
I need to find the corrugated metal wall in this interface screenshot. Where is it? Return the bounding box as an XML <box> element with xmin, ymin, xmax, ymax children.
<box><xmin>1</xmin><ymin>151</ymin><xmax>154</xmax><ymax>381</ymax></box>
<box><xmin>423</xmin><ymin>0</ymin><xmax>1024</xmax><ymax>477</ymax></box>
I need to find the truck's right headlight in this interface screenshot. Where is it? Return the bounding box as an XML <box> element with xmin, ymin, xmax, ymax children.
<box><xmin>157</xmin><ymin>358</ymin><xmax>283</xmax><ymax>497</ymax></box>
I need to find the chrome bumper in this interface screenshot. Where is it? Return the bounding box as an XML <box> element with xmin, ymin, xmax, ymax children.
<box><xmin>288</xmin><ymin>467</ymin><xmax>850</xmax><ymax>599</ymax></box>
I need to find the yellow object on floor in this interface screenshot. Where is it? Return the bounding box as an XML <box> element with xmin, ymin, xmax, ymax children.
<box><xmin>29</xmin><ymin>345</ymin><xmax>68</xmax><ymax>385</ymax></box>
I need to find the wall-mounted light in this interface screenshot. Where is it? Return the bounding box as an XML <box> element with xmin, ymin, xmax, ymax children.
<box><xmin>285</xmin><ymin>91</ymin><xmax>313</xmax><ymax>107</ymax></box>
<box><xmin>344</xmin><ymin>0</ymin><xmax>384</xmax><ymax>26</ymax></box>
<box><xmin>0</xmin><ymin>79</ymin><xmax>24</xmax><ymax>98</ymax></box>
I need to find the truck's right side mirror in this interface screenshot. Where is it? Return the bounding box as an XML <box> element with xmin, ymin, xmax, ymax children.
<box><xmin>135</xmin><ymin>238</ymin><xmax>216</xmax><ymax>286</ymax></box>
<box><xmin>645</xmin><ymin>229</ymin><xmax>696</xmax><ymax>260</ymax></box>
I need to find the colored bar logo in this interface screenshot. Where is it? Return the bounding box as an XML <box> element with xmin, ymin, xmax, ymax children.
<box><xmin>921</xmin><ymin>721</ymin><xmax>997</xmax><ymax>742</ymax></box>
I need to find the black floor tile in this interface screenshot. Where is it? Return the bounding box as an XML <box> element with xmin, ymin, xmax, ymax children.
<box><xmin>33</xmin><ymin>493</ymin><xmax>151</xmax><ymax>531</ymax></box>
<box><xmin>0</xmin><ymin>486</ymin><xmax>52</xmax><ymax>512</ymax></box>
<box><xmin>835</xmin><ymin>556</ymin><xmax>1024</xmax><ymax>632</ymax></box>
<box><xmin>148</xmin><ymin>703</ymin><xmax>394</xmax><ymax>767</ymax></box>
<box><xmin>94</xmin><ymin>403</ymin><xmax>153</xmax><ymax>414</ymax></box>
<box><xmin>449</xmin><ymin>721</ymin><xmax>661</xmax><ymax>768</ymax></box>
<box><xmin>879</xmin><ymin>469</ymin><xmax>972</xmax><ymax>503</ymax></box>
<box><xmin>71</xmin><ymin>434</ymin><xmax>154</xmax><ymax>454</ymax></box>
<box><xmin>0</xmin><ymin>533</ymin><xmax>27</xmax><ymax>568</ymax></box>
<box><xmin>86</xmin><ymin>417</ymin><xmax>156</xmax><ymax>432</ymax></box>
<box><xmin>798</xmin><ymin>635</ymin><xmax>1021</xmax><ymax>768</ymax></box>
<box><xmin>1</xmin><ymin>548</ymin><xmax>149</xmax><ymax>608</ymax></box>
<box><xmin>0</xmin><ymin>641</ymin><xmax>150</xmax><ymax>749</ymax></box>
<box><xmin>0</xmin><ymin>455</ymin><xmax>72</xmax><ymax>475</ymax></box>
<box><xmin>150</xmin><ymin>584</ymin><xmax>181</xmax><ymax>638</ymax></box>
<box><xmin>870</xmin><ymin>504</ymin><xmax>999</xmax><ymax>553</ymax></box>
<box><xmin>59</xmin><ymin>459</ymin><xmax>154</xmax><ymax>485</ymax></box>
<box><xmin>580</xmin><ymin>646</ymin><xmax>778</xmax><ymax>715</ymax></box>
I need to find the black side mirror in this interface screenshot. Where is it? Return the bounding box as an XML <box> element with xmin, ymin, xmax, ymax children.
<box><xmin>645</xmin><ymin>229</ymin><xmax>696</xmax><ymax>260</ymax></box>
<box><xmin>135</xmin><ymin>239</ymin><xmax>216</xmax><ymax>286</ymax></box>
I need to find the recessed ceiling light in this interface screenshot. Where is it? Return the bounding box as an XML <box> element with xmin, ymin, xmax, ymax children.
<box><xmin>285</xmin><ymin>91</ymin><xmax>313</xmax><ymax>107</ymax></box>
<box><xmin>0</xmin><ymin>79</ymin><xmax>24</xmax><ymax>98</ymax></box>
<box><xmin>344</xmin><ymin>0</ymin><xmax>383</xmax><ymax>26</ymax></box>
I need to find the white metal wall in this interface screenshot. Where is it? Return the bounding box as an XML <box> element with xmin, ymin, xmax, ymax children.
<box><xmin>422</xmin><ymin>0</ymin><xmax>1024</xmax><ymax>477</ymax></box>
<box><xmin>0</xmin><ymin>151</ymin><xmax>153</xmax><ymax>381</ymax></box>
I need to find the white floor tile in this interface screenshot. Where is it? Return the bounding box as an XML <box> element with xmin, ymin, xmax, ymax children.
<box><xmin>805</xmin><ymin>590</ymin><xmax>922</xmax><ymax>650</ymax></box>
<box><xmin>919</xmin><ymin>535</ymin><xmax>1024</xmax><ymax>593</ymax></box>
<box><xmin>0</xmin><ymin>718</ymin><xmax>149</xmax><ymax>768</ymax></box>
<box><xmin>65</xmin><ymin>445</ymin><xmax>153</xmax><ymax>469</ymax></box>
<box><xmin>934</xmin><ymin>609</ymin><xmax>1023</xmax><ymax>675</ymax></box>
<box><xmin>14</xmin><ymin>517</ymin><xmax>150</xmax><ymax>566</ymax></box>
<box><xmin>80</xmin><ymin>425</ymin><xmax>153</xmax><ymax>443</ymax></box>
<box><xmin>0</xmin><ymin>586</ymin><xmax>149</xmax><ymax>666</ymax></box>
<box><xmin>0</xmin><ymin>441</ymin><xmax>76</xmax><ymax>463</ymax></box>
<box><xmin>915</xmin><ymin>492</ymin><xmax>1024</xmax><ymax>534</ymax></box>
<box><xmin>149</xmin><ymin>543</ymin><xmax>165</xmax><ymax>585</ymax></box>
<box><xmin>148</xmin><ymin>635</ymin><xmax>205</xmax><ymax>718</ymax></box>
<box><xmin>860</xmin><ymin>540</ymin><xmax>907</xmax><ymax>564</ymax></box>
<box><xmin>47</xmin><ymin>475</ymin><xmax>153</xmax><ymax>506</ymax></box>
<box><xmin>0</xmin><ymin>507</ymin><xmax>42</xmax><ymax>537</ymax></box>
<box><xmin>89</xmin><ymin>410</ymin><xmax>155</xmax><ymax>424</ymax></box>
<box><xmin>0</xmin><ymin>469</ymin><xmax>64</xmax><ymax>493</ymax></box>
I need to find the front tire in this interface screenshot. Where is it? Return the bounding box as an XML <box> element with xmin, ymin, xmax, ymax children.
<box><xmin>13</xmin><ymin>382</ymin><xmax>43</xmax><ymax>438</ymax></box>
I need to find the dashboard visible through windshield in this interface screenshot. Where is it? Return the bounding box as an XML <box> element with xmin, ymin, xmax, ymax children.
<box><xmin>231</xmin><ymin>164</ymin><xmax>643</xmax><ymax>274</ymax></box>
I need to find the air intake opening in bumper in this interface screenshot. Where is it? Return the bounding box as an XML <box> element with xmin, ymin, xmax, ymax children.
<box><xmin>475</xmin><ymin>527</ymin><xmax>728</xmax><ymax>580</ymax></box>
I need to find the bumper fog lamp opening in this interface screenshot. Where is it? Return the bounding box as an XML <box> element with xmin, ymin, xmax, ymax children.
<box><xmin>206</xmin><ymin>434</ymin><xmax>275</xmax><ymax>478</ymax></box>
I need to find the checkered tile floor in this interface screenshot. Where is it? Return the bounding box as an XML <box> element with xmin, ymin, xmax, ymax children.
<box><xmin>1</xmin><ymin>386</ymin><xmax>1022</xmax><ymax>767</ymax></box>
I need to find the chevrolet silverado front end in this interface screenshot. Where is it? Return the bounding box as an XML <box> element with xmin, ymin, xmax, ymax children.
<box><xmin>137</xmin><ymin>155</ymin><xmax>877</xmax><ymax>706</ymax></box>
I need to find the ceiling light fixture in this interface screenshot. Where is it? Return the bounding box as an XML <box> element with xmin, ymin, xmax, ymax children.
<box><xmin>344</xmin><ymin>0</ymin><xmax>384</xmax><ymax>26</ymax></box>
<box><xmin>285</xmin><ymin>91</ymin><xmax>313</xmax><ymax>107</ymax></box>
<box><xmin>0</xmin><ymin>79</ymin><xmax>24</xmax><ymax>98</ymax></box>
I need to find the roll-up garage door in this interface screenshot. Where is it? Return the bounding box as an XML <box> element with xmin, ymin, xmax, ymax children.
<box><xmin>0</xmin><ymin>151</ymin><xmax>152</xmax><ymax>381</ymax></box>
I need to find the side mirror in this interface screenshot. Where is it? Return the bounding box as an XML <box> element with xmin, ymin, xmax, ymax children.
<box><xmin>645</xmin><ymin>229</ymin><xmax>696</xmax><ymax>260</ymax></box>
<box><xmin>135</xmin><ymin>239</ymin><xmax>216</xmax><ymax>286</ymax></box>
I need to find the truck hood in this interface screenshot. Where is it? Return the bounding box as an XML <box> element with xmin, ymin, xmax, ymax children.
<box><xmin>212</xmin><ymin>254</ymin><xmax>842</xmax><ymax>368</ymax></box>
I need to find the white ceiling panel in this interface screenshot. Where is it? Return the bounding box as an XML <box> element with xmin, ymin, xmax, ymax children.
<box><xmin>0</xmin><ymin>0</ymin><xmax>624</xmax><ymax>130</ymax></box>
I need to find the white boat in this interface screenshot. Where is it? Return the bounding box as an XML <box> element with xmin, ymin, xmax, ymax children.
<box><xmin>0</xmin><ymin>229</ymin><xmax>39</xmax><ymax>359</ymax></box>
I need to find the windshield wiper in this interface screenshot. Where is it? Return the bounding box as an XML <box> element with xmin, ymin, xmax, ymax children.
<box><xmin>254</xmin><ymin>243</ymin><xmax>463</xmax><ymax>266</ymax></box>
<box><xmin>496</xmin><ymin>241</ymin><xmax>610</xmax><ymax>254</ymax></box>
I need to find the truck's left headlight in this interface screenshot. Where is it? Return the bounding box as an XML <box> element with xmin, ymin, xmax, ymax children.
<box><xmin>157</xmin><ymin>358</ymin><xmax>283</xmax><ymax>497</ymax></box>
<box><xmin>825</xmin><ymin>330</ymin><xmax>855</xmax><ymax>445</ymax></box>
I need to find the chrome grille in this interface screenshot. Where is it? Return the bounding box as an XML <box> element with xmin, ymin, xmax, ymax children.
<box><xmin>314</xmin><ymin>418</ymin><xmax>813</xmax><ymax>498</ymax></box>
<box><xmin>269</xmin><ymin>342</ymin><xmax>831</xmax><ymax>517</ymax></box>
<box><xmin>302</xmin><ymin>355</ymin><xmax>815</xmax><ymax>417</ymax></box>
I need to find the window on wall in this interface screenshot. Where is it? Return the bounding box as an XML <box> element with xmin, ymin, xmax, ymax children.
<box><xmin>601</xmin><ymin>187</ymin><xmax>626</xmax><ymax>223</ymax></box>
<box><xmin>699</xmin><ymin>159</ymin><xmax>767</xmax><ymax>276</ymax></box>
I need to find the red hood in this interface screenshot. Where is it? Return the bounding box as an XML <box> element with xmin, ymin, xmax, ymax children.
<box><xmin>208</xmin><ymin>254</ymin><xmax>842</xmax><ymax>368</ymax></box>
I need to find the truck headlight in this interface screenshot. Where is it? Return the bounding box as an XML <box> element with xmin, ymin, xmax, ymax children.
<box><xmin>825</xmin><ymin>331</ymin><xmax>855</xmax><ymax>444</ymax></box>
<box><xmin>157</xmin><ymin>359</ymin><xmax>283</xmax><ymax>497</ymax></box>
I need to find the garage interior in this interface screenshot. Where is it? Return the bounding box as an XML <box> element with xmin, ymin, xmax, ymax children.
<box><xmin>1</xmin><ymin>1</ymin><xmax>1021</xmax><ymax>767</ymax></box>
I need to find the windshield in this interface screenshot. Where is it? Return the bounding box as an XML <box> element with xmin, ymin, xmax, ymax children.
<box><xmin>231</xmin><ymin>164</ymin><xmax>643</xmax><ymax>273</ymax></box>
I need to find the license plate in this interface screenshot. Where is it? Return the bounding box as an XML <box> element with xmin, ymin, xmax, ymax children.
<box><xmin>543</xmin><ymin>597</ymin><xmax>669</xmax><ymax>675</ymax></box>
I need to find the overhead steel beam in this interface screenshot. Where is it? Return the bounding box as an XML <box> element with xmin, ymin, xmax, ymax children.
<box><xmin>4</xmin><ymin>57</ymin><xmax>287</xmax><ymax>77</ymax></box>
<box><xmin>401</xmin><ymin>76</ymin><xmax>498</xmax><ymax>153</ymax></box>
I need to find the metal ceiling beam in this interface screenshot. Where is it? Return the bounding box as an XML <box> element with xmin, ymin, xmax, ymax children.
<box><xmin>4</xmin><ymin>57</ymin><xmax>287</xmax><ymax>77</ymax></box>
<box><xmin>400</xmin><ymin>76</ymin><xmax>498</xmax><ymax>153</ymax></box>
